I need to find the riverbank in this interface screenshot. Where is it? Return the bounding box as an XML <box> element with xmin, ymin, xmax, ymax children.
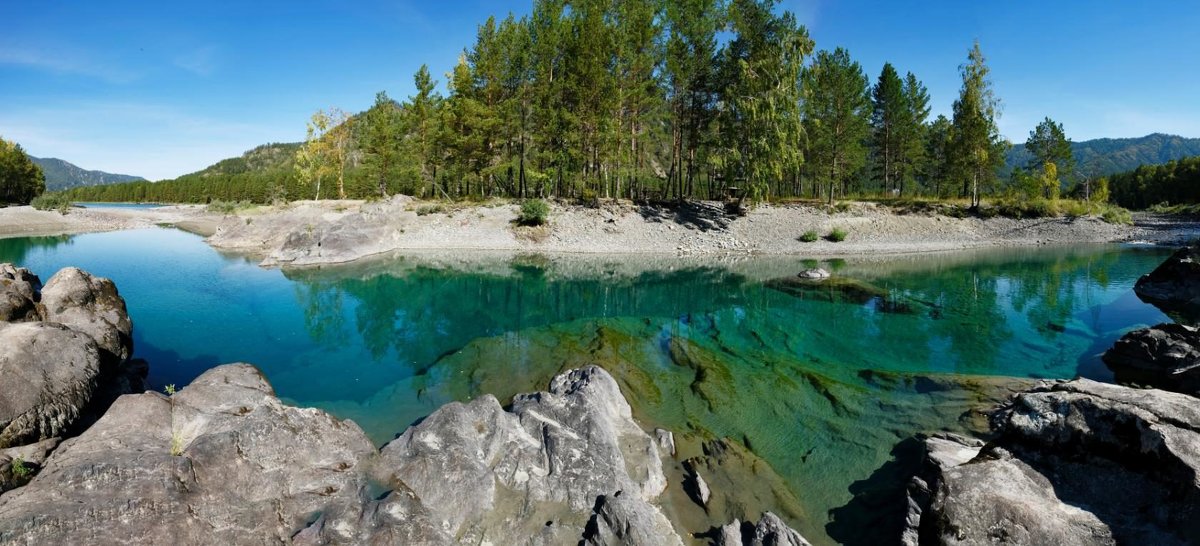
<box><xmin>2</xmin><ymin>199</ymin><xmax>1195</xmax><ymax>267</ymax></box>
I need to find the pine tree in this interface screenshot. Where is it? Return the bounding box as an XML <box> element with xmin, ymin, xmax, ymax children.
<box><xmin>612</xmin><ymin>0</ymin><xmax>661</xmax><ymax>200</ymax></box>
<box><xmin>803</xmin><ymin>48</ymin><xmax>871</xmax><ymax>205</ymax></box>
<box><xmin>898</xmin><ymin>72</ymin><xmax>931</xmax><ymax>195</ymax></box>
<box><xmin>949</xmin><ymin>41</ymin><xmax>1004</xmax><ymax>208</ymax></box>
<box><xmin>871</xmin><ymin>63</ymin><xmax>905</xmax><ymax>194</ymax></box>
<box><xmin>362</xmin><ymin>91</ymin><xmax>405</xmax><ymax>198</ymax></box>
<box><xmin>406</xmin><ymin>65</ymin><xmax>442</xmax><ymax>198</ymax></box>
<box><xmin>664</xmin><ymin>0</ymin><xmax>721</xmax><ymax>201</ymax></box>
<box><xmin>925</xmin><ymin>114</ymin><xmax>953</xmax><ymax>198</ymax></box>
<box><xmin>1025</xmin><ymin>117</ymin><xmax>1075</xmax><ymax>197</ymax></box>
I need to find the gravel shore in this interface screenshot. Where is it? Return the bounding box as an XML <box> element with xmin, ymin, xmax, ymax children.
<box><xmin>2</xmin><ymin>199</ymin><xmax>1193</xmax><ymax>267</ymax></box>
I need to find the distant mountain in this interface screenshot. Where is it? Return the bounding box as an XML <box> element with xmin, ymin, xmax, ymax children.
<box><xmin>1006</xmin><ymin>133</ymin><xmax>1200</xmax><ymax>178</ymax></box>
<box><xmin>180</xmin><ymin>142</ymin><xmax>301</xmax><ymax>179</ymax></box>
<box><xmin>31</xmin><ymin>157</ymin><xmax>144</xmax><ymax>191</ymax></box>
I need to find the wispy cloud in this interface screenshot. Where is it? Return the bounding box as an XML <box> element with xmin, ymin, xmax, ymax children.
<box><xmin>173</xmin><ymin>45</ymin><xmax>219</xmax><ymax>76</ymax></box>
<box><xmin>0</xmin><ymin>46</ymin><xmax>139</xmax><ymax>84</ymax></box>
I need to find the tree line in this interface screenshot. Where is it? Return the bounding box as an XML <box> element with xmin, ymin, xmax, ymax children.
<box><xmin>0</xmin><ymin>137</ymin><xmax>46</xmax><ymax>205</ymax></box>
<box><xmin>1107</xmin><ymin>156</ymin><xmax>1200</xmax><ymax>209</ymax></box>
<box><xmin>69</xmin><ymin>0</ymin><xmax>1097</xmax><ymax>208</ymax></box>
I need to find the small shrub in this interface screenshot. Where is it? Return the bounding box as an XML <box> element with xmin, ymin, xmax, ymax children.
<box><xmin>11</xmin><ymin>457</ymin><xmax>30</xmax><ymax>479</ymax></box>
<box><xmin>164</xmin><ymin>384</ymin><xmax>176</xmax><ymax>395</ymax></box>
<box><xmin>170</xmin><ymin>431</ymin><xmax>184</xmax><ymax>456</ymax></box>
<box><xmin>826</xmin><ymin>227</ymin><xmax>847</xmax><ymax>242</ymax></box>
<box><xmin>206</xmin><ymin>200</ymin><xmax>250</xmax><ymax>215</ymax></box>
<box><xmin>1100</xmin><ymin>205</ymin><xmax>1133</xmax><ymax>225</ymax></box>
<box><xmin>799</xmin><ymin>230</ymin><xmax>819</xmax><ymax>243</ymax></box>
<box><xmin>416</xmin><ymin>204</ymin><xmax>445</xmax><ymax>216</ymax></box>
<box><xmin>518</xmin><ymin>199</ymin><xmax>550</xmax><ymax>226</ymax></box>
<box><xmin>30</xmin><ymin>193</ymin><xmax>72</xmax><ymax>214</ymax></box>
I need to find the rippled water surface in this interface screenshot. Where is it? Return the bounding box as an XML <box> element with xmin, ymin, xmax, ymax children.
<box><xmin>0</xmin><ymin>229</ymin><xmax>1173</xmax><ymax>544</ymax></box>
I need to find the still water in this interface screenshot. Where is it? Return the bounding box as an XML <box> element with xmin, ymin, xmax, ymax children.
<box><xmin>0</xmin><ymin>228</ymin><xmax>1172</xmax><ymax>544</ymax></box>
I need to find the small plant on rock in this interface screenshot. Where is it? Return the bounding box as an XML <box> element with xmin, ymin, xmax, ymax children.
<box><xmin>164</xmin><ymin>384</ymin><xmax>176</xmax><ymax>395</ymax></box>
<box><xmin>170</xmin><ymin>431</ymin><xmax>184</xmax><ymax>456</ymax></box>
<box><xmin>11</xmin><ymin>457</ymin><xmax>30</xmax><ymax>479</ymax></box>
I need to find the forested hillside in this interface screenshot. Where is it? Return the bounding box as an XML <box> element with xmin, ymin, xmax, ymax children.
<box><xmin>31</xmin><ymin>157</ymin><xmax>143</xmax><ymax>191</ymax></box>
<box><xmin>1006</xmin><ymin>133</ymin><xmax>1200</xmax><ymax>179</ymax></box>
<box><xmin>1108</xmin><ymin>156</ymin><xmax>1200</xmax><ymax>209</ymax></box>
<box><xmin>65</xmin><ymin>0</ymin><xmax>1112</xmax><ymax>207</ymax></box>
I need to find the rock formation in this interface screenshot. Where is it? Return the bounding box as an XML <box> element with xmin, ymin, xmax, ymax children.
<box><xmin>906</xmin><ymin>379</ymin><xmax>1200</xmax><ymax>545</ymax></box>
<box><xmin>1104</xmin><ymin>322</ymin><xmax>1200</xmax><ymax>394</ymax></box>
<box><xmin>1134</xmin><ymin>245</ymin><xmax>1200</xmax><ymax>321</ymax></box>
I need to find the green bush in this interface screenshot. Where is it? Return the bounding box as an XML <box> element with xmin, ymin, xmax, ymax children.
<box><xmin>206</xmin><ymin>200</ymin><xmax>251</xmax><ymax>215</ymax></box>
<box><xmin>416</xmin><ymin>204</ymin><xmax>445</xmax><ymax>216</ymax></box>
<box><xmin>518</xmin><ymin>199</ymin><xmax>550</xmax><ymax>226</ymax></box>
<box><xmin>799</xmin><ymin>230</ymin><xmax>819</xmax><ymax>242</ymax></box>
<box><xmin>826</xmin><ymin>227</ymin><xmax>847</xmax><ymax>242</ymax></box>
<box><xmin>10</xmin><ymin>456</ymin><xmax>30</xmax><ymax>479</ymax></box>
<box><xmin>1100</xmin><ymin>205</ymin><xmax>1133</xmax><ymax>225</ymax></box>
<box><xmin>30</xmin><ymin>193</ymin><xmax>72</xmax><ymax>214</ymax></box>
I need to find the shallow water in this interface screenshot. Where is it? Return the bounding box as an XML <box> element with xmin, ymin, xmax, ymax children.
<box><xmin>73</xmin><ymin>202</ymin><xmax>164</xmax><ymax>209</ymax></box>
<box><xmin>0</xmin><ymin>229</ymin><xmax>1174</xmax><ymax>544</ymax></box>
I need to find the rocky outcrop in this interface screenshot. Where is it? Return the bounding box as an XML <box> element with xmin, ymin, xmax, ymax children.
<box><xmin>376</xmin><ymin>365</ymin><xmax>672</xmax><ymax>545</ymax></box>
<box><xmin>1103</xmin><ymin>322</ymin><xmax>1200</xmax><ymax>394</ymax></box>
<box><xmin>714</xmin><ymin>512</ymin><xmax>812</xmax><ymax>546</ymax></box>
<box><xmin>1134</xmin><ymin>246</ymin><xmax>1200</xmax><ymax>319</ymax></box>
<box><xmin>906</xmin><ymin>379</ymin><xmax>1200</xmax><ymax>545</ymax></box>
<box><xmin>0</xmin><ymin>264</ymin><xmax>142</xmax><ymax>451</ymax></box>
<box><xmin>0</xmin><ymin>364</ymin><xmax>379</xmax><ymax>545</ymax></box>
<box><xmin>0</xmin><ymin>265</ymin><xmax>40</xmax><ymax>322</ymax></box>
<box><xmin>0</xmin><ymin>361</ymin><xmax>810</xmax><ymax>545</ymax></box>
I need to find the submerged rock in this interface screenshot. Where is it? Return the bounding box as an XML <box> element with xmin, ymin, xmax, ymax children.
<box><xmin>796</xmin><ymin>268</ymin><xmax>830</xmax><ymax>280</ymax></box>
<box><xmin>1134</xmin><ymin>246</ymin><xmax>1200</xmax><ymax>321</ymax></box>
<box><xmin>765</xmin><ymin>275</ymin><xmax>918</xmax><ymax>314</ymax></box>
<box><xmin>1103</xmin><ymin>322</ymin><xmax>1200</xmax><ymax>394</ymax></box>
<box><xmin>906</xmin><ymin>379</ymin><xmax>1200</xmax><ymax>545</ymax></box>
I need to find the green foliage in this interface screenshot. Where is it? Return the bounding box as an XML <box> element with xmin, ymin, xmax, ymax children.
<box><xmin>799</xmin><ymin>230</ymin><xmax>819</xmax><ymax>242</ymax></box>
<box><xmin>170</xmin><ymin>431</ymin><xmax>184</xmax><ymax>456</ymax></box>
<box><xmin>1100</xmin><ymin>206</ymin><xmax>1133</xmax><ymax>225</ymax></box>
<box><xmin>517</xmin><ymin>199</ymin><xmax>550</xmax><ymax>226</ymax></box>
<box><xmin>826</xmin><ymin>227</ymin><xmax>848</xmax><ymax>242</ymax></box>
<box><xmin>0</xmin><ymin>137</ymin><xmax>46</xmax><ymax>205</ymax></box>
<box><xmin>30</xmin><ymin>192</ymin><xmax>72</xmax><ymax>214</ymax></box>
<box><xmin>1109</xmin><ymin>156</ymin><xmax>1200</xmax><ymax>209</ymax></box>
<box><xmin>1007</xmin><ymin>133</ymin><xmax>1200</xmax><ymax>178</ymax></box>
<box><xmin>10</xmin><ymin>456</ymin><xmax>30</xmax><ymax>479</ymax></box>
<box><xmin>1025</xmin><ymin>117</ymin><xmax>1075</xmax><ymax>187</ymax></box>
<box><xmin>163</xmin><ymin>384</ymin><xmax>176</xmax><ymax>395</ymax></box>
<box><xmin>207</xmin><ymin>200</ymin><xmax>251</xmax><ymax>215</ymax></box>
<box><xmin>804</xmin><ymin>48</ymin><xmax>871</xmax><ymax>205</ymax></box>
<box><xmin>416</xmin><ymin>204</ymin><xmax>445</xmax><ymax>216</ymax></box>
<box><xmin>949</xmin><ymin>41</ymin><xmax>1005</xmax><ymax>208</ymax></box>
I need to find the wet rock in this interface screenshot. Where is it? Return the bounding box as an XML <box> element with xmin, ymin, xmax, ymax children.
<box><xmin>377</xmin><ymin>365</ymin><xmax>670</xmax><ymax>545</ymax></box>
<box><xmin>1103</xmin><ymin>322</ymin><xmax>1200</xmax><ymax>394</ymax></box>
<box><xmin>0</xmin><ymin>364</ymin><xmax>378</xmax><ymax>545</ymax></box>
<box><xmin>907</xmin><ymin>379</ymin><xmax>1200</xmax><ymax>545</ymax></box>
<box><xmin>1134</xmin><ymin>246</ymin><xmax>1200</xmax><ymax>320</ymax></box>
<box><xmin>797</xmin><ymin>268</ymin><xmax>830</xmax><ymax>280</ymax></box>
<box><xmin>713</xmin><ymin>512</ymin><xmax>812</xmax><ymax>546</ymax></box>
<box><xmin>0</xmin><ymin>322</ymin><xmax>102</xmax><ymax>448</ymax></box>
<box><xmin>0</xmin><ymin>265</ymin><xmax>40</xmax><ymax>322</ymax></box>
<box><xmin>40</xmin><ymin>266</ymin><xmax>133</xmax><ymax>361</ymax></box>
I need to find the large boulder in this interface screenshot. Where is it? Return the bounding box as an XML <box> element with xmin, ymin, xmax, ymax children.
<box><xmin>376</xmin><ymin>365</ymin><xmax>673</xmax><ymax>545</ymax></box>
<box><xmin>0</xmin><ymin>364</ymin><xmax>379</xmax><ymax>545</ymax></box>
<box><xmin>906</xmin><ymin>379</ymin><xmax>1200</xmax><ymax>545</ymax></box>
<box><xmin>0</xmin><ymin>322</ymin><xmax>102</xmax><ymax>448</ymax></box>
<box><xmin>1103</xmin><ymin>322</ymin><xmax>1200</xmax><ymax>394</ymax></box>
<box><xmin>39</xmin><ymin>266</ymin><xmax>133</xmax><ymax>361</ymax></box>
<box><xmin>713</xmin><ymin>512</ymin><xmax>812</xmax><ymax>546</ymax></box>
<box><xmin>1134</xmin><ymin>246</ymin><xmax>1200</xmax><ymax>320</ymax></box>
<box><xmin>0</xmin><ymin>265</ymin><xmax>40</xmax><ymax>323</ymax></box>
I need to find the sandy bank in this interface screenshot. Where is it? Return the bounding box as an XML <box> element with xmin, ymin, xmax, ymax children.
<box><xmin>204</xmin><ymin>197</ymin><xmax>1188</xmax><ymax>267</ymax></box>
<box><xmin>0</xmin><ymin>204</ymin><xmax>222</xmax><ymax>239</ymax></box>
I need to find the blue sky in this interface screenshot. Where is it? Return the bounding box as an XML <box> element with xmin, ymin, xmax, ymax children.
<box><xmin>1</xmin><ymin>1</ymin><xmax>1197</xmax><ymax>180</ymax></box>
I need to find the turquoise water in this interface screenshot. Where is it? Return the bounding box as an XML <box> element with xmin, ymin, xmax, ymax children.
<box><xmin>0</xmin><ymin>229</ymin><xmax>1174</xmax><ymax>544</ymax></box>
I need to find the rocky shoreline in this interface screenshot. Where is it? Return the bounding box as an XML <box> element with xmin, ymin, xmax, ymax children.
<box><xmin>3</xmin><ymin>249</ymin><xmax>1200</xmax><ymax>544</ymax></box>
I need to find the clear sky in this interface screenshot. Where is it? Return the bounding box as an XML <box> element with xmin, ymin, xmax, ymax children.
<box><xmin>1</xmin><ymin>0</ymin><xmax>1197</xmax><ymax>180</ymax></box>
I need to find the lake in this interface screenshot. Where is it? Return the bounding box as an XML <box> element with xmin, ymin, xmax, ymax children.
<box><xmin>0</xmin><ymin>228</ymin><xmax>1173</xmax><ymax>545</ymax></box>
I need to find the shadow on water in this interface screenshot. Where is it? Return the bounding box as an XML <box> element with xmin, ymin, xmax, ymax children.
<box><xmin>825</xmin><ymin>436</ymin><xmax>927</xmax><ymax>546</ymax></box>
<box><xmin>132</xmin><ymin>330</ymin><xmax>222</xmax><ymax>391</ymax></box>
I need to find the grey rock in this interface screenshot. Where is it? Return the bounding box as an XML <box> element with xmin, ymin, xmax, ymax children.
<box><xmin>0</xmin><ymin>265</ymin><xmax>40</xmax><ymax>322</ymax></box>
<box><xmin>1103</xmin><ymin>322</ymin><xmax>1200</xmax><ymax>394</ymax></box>
<box><xmin>0</xmin><ymin>363</ymin><xmax>378</xmax><ymax>545</ymax></box>
<box><xmin>713</xmin><ymin>512</ymin><xmax>812</xmax><ymax>546</ymax></box>
<box><xmin>909</xmin><ymin>379</ymin><xmax>1200</xmax><ymax>545</ymax></box>
<box><xmin>683</xmin><ymin>459</ymin><xmax>712</xmax><ymax>508</ymax></box>
<box><xmin>378</xmin><ymin>365</ymin><xmax>670</xmax><ymax>545</ymax></box>
<box><xmin>0</xmin><ymin>322</ymin><xmax>102</xmax><ymax>448</ymax></box>
<box><xmin>40</xmin><ymin>266</ymin><xmax>133</xmax><ymax>361</ymax></box>
<box><xmin>902</xmin><ymin>433</ymin><xmax>983</xmax><ymax>546</ymax></box>
<box><xmin>654</xmin><ymin>427</ymin><xmax>676</xmax><ymax>457</ymax></box>
<box><xmin>583</xmin><ymin>492</ymin><xmax>684</xmax><ymax>546</ymax></box>
<box><xmin>796</xmin><ymin>268</ymin><xmax>830</xmax><ymax>280</ymax></box>
<box><xmin>1134</xmin><ymin>246</ymin><xmax>1200</xmax><ymax>316</ymax></box>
